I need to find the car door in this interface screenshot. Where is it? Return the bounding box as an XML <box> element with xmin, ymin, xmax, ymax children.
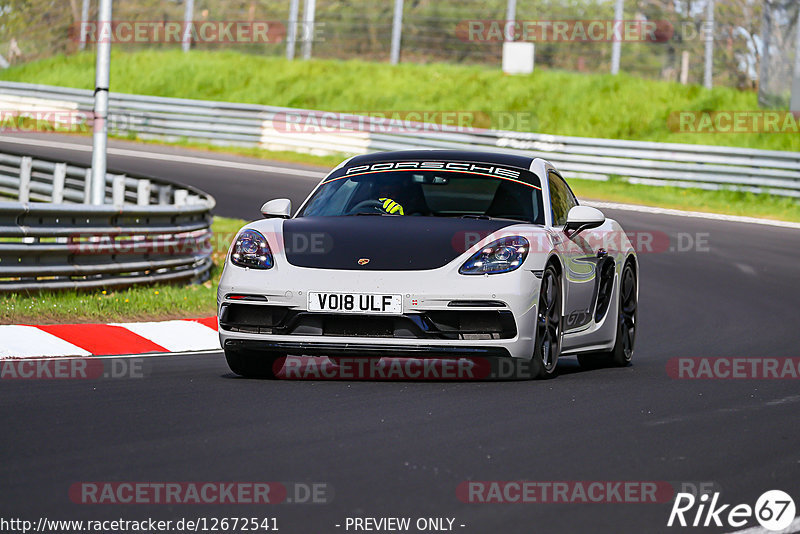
<box><xmin>548</xmin><ymin>171</ymin><xmax>601</xmax><ymax>332</ymax></box>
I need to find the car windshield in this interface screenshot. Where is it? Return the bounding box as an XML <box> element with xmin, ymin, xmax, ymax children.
<box><xmin>297</xmin><ymin>166</ymin><xmax>545</xmax><ymax>224</ymax></box>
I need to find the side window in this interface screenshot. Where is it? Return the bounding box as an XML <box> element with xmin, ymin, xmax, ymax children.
<box><xmin>548</xmin><ymin>172</ymin><xmax>577</xmax><ymax>227</ymax></box>
<box><xmin>561</xmin><ymin>175</ymin><xmax>578</xmax><ymax>207</ymax></box>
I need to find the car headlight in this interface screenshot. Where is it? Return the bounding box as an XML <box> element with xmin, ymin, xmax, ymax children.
<box><xmin>231</xmin><ymin>229</ymin><xmax>274</xmax><ymax>269</ymax></box>
<box><xmin>459</xmin><ymin>236</ymin><xmax>528</xmax><ymax>275</ymax></box>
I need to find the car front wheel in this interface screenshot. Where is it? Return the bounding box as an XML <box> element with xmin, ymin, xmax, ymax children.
<box><xmin>225</xmin><ymin>348</ymin><xmax>284</xmax><ymax>378</ymax></box>
<box><xmin>527</xmin><ymin>264</ymin><xmax>562</xmax><ymax>379</ymax></box>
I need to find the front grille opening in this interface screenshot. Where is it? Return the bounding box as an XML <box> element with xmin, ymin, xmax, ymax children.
<box><xmin>286</xmin><ymin>314</ymin><xmax>417</xmax><ymax>338</ymax></box>
<box><xmin>219</xmin><ymin>304</ymin><xmax>291</xmax><ymax>334</ymax></box>
<box><xmin>288</xmin><ymin>310</ymin><xmax>517</xmax><ymax>339</ymax></box>
<box><xmin>425</xmin><ymin>311</ymin><xmax>516</xmax><ymax>339</ymax></box>
<box><xmin>323</xmin><ymin>316</ymin><xmax>395</xmax><ymax>337</ymax></box>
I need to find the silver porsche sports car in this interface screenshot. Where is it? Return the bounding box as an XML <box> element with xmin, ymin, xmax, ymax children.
<box><xmin>218</xmin><ymin>150</ymin><xmax>638</xmax><ymax>379</ymax></box>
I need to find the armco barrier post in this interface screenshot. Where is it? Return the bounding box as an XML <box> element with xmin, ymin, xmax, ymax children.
<box><xmin>287</xmin><ymin>0</ymin><xmax>300</xmax><ymax>60</ymax></box>
<box><xmin>505</xmin><ymin>0</ymin><xmax>516</xmax><ymax>42</ymax></box>
<box><xmin>182</xmin><ymin>0</ymin><xmax>195</xmax><ymax>53</ymax></box>
<box><xmin>611</xmin><ymin>0</ymin><xmax>623</xmax><ymax>74</ymax></box>
<box><xmin>90</xmin><ymin>0</ymin><xmax>111</xmax><ymax>205</ymax></box>
<box><xmin>390</xmin><ymin>0</ymin><xmax>404</xmax><ymax>64</ymax></box>
<box><xmin>704</xmin><ymin>0</ymin><xmax>714</xmax><ymax>89</ymax></box>
<box><xmin>302</xmin><ymin>0</ymin><xmax>316</xmax><ymax>60</ymax></box>
<box><xmin>79</xmin><ymin>0</ymin><xmax>90</xmax><ymax>51</ymax></box>
<box><xmin>792</xmin><ymin>8</ymin><xmax>800</xmax><ymax>111</ymax></box>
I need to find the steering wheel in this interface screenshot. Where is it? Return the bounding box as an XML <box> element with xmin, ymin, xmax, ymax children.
<box><xmin>347</xmin><ymin>199</ymin><xmax>386</xmax><ymax>215</ymax></box>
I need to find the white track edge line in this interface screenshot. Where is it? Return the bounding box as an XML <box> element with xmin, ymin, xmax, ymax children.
<box><xmin>0</xmin><ymin>135</ymin><xmax>328</xmax><ymax>178</ymax></box>
<box><xmin>0</xmin><ymin>349</ymin><xmax>221</xmax><ymax>361</ymax></box>
<box><xmin>584</xmin><ymin>200</ymin><xmax>800</xmax><ymax>229</ymax></box>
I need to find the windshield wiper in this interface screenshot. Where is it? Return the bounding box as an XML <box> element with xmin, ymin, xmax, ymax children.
<box><xmin>459</xmin><ymin>214</ymin><xmax>531</xmax><ymax>223</ymax></box>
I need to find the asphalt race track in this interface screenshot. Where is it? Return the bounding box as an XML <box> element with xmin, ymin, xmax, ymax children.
<box><xmin>1</xmin><ymin>134</ymin><xmax>799</xmax><ymax>533</ymax></box>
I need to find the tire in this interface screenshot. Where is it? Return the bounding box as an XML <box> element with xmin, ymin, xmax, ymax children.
<box><xmin>225</xmin><ymin>348</ymin><xmax>284</xmax><ymax>378</ymax></box>
<box><xmin>578</xmin><ymin>261</ymin><xmax>637</xmax><ymax>369</ymax></box>
<box><xmin>526</xmin><ymin>264</ymin><xmax>563</xmax><ymax>379</ymax></box>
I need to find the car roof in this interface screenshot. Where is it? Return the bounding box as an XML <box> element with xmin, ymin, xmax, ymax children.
<box><xmin>346</xmin><ymin>150</ymin><xmax>535</xmax><ymax>172</ymax></box>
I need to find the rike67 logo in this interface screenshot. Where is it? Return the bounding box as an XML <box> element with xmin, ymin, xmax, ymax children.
<box><xmin>668</xmin><ymin>490</ymin><xmax>796</xmax><ymax>531</ymax></box>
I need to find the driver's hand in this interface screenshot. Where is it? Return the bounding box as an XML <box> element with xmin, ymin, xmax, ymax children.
<box><xmin>379</xmin><ymin>197</ymin><xmax>404</xmax><ymax>215</ymax></box>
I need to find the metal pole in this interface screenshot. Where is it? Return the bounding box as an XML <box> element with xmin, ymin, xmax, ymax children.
<box><xmin>79</xmin><ymin>0</ymin><xmax>90</xmax><ymax>51</ymax></box>
<box><xmin>301</xmin><ymin>0</ymin><xmax>315</xmax><ymax>60</ymax></box>
<box><xmin>703</xmin><ymin>0</ymin><xmax>714</xmax><ymax>89</ymax></box>
<box><xmin>390</xmin><ymin>0</ymin><xmax>404</xmax><ymax>64</ymax></box>
<box><xmin>505</xmin><ymin>0</ymin><xmax>517</xmax><ymax>42</ymax></box>
<box><xmin>90</xmin><ymin>0</ymin><xmax>111</xmax><ymax>205</ymax></box>
<box><xmin>791</xmin><ymin>8</ymin><xmax>800</xmax><ymax>111</ymax></box>
<box><xmin>182</xmin><ymin>0</ymin><xmax>195</xmax><ymax>53</ymax></box>
<box><xmin>286</xmin><ymin>0</ymin><xmax>300</xmax><ymax>60</ymax></box>
<box><xmin>611</xmin><ymin>0</ymin><xmax>623</xmax><ymax>74</ymax></box>
<box><xmin>679</xmin><ymin>50</ymin><xmax>690</xmax><ymax>84</ymax></box>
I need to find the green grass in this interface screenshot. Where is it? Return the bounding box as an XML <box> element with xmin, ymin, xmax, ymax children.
<box><xmin>0</xmin><ymin>216</ymin><xmax>245</xmax><ymax>325</ymax></box>
<box><xmin>2</xmin><ymin>49</ymin><xmax>799</xmax><ymax>152</ymax></box>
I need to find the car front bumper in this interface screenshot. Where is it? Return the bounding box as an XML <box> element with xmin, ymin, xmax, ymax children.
<box><xmin>217</xmin><ymin>263</ymin><xmax>542</xmax><ymax>360</ymax></box>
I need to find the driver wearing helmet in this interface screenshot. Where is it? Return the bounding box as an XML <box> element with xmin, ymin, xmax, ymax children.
<box><xmin>376</xmin><ymin>179</ymin><xmax>406</xmax><ymax>215</ymax></box>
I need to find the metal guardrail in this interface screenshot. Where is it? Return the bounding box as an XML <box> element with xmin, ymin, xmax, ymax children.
<box><xmin>0</xmin><ymin>147</ymin><xmax>215</xmax><ymax>292</ymax></box>
<box><xmin>1</xmin><ymin>81</ymin><xmax>800</xmax><ymax>198</ymax></box>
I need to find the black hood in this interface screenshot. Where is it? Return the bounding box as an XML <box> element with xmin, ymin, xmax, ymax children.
<box><xmin>282</xmin><ymin>216</ymin><xmax>520</xmax><ymax>270</ymax></box>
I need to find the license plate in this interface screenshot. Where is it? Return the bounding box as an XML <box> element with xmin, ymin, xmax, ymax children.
<box><xmin>307</xmin><ymin>292</ymin><xmax>403</xmax><ymax>315</ymax></box>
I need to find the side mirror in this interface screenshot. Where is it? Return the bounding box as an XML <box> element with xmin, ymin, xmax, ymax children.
<box><xmin>564</xmin><ymin>206</ymin><xmax>605</xmax><ymax>236</ymax></box>
<box><xmin>261</xmin><ymin>198</ymin><xmax>292</xmax><ymax>219</ymax></box>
